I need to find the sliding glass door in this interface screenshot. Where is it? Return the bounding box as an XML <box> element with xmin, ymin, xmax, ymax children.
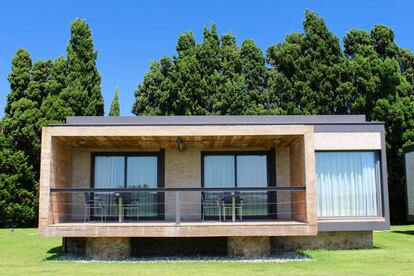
<box><xmin>126</xmin><ymin>156</ymin><xmax>158</xmax><ymax>218</ymax></box>
<box><xmin>202</xmin><ymin>152</ymin><xmax>270</xmax><ymax>219</ymax></box>
<box><xmin>92</xmin><ymin>152</ymin><xmax>162</xmax><ymax>220</ymax></box>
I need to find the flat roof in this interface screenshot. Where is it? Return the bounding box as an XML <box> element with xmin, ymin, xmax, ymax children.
<box><xmin>49</xmin><ymin>115</ymin><xmax>385</xmax><ymax>126</ymax></box>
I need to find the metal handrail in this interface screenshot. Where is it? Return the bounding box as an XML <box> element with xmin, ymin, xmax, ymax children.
<box><xmin>50</xmin><ymin>186</ymin><xmax>306</xmax><ymax>193</ymax></box>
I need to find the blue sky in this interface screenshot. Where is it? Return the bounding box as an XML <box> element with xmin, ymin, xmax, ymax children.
<box><xmin>1</xmin><ymin>0</ymin><xmax>413</xmax><ymax>117</ymax></box>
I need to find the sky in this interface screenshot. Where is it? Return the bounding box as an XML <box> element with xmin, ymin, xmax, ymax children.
<box><xmin>0</xmin><ymin>0</ymin><xmax>413</xmax><ymax>117</ymax></box>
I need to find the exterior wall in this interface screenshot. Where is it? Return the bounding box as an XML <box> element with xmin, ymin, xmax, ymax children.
<box><xmin>313</xmin><ymin>128</ymin><xmax>389</xmax><ymax>232</ymax></box>
<box><xmin>50</xmin><ymin>138</ymin><xmax>71</xmax><ymax>224</ymax></box>
<box><xmin>405</xmin><ymin>150</ymin><xmax>414</xmax><ymax>221</ymax></box>
<box><xmin>290</xmin><ymin>137</ymin><xmax>307</xmax><ymax>222</ymax></box>
<box><xmin>38</xmin><ymin>124</ymin><xmax>317</xmax><ymax>237</ymax></box>
<box><xmin>165</xmin><ymin>148</ymin><xmax>201</xmax><ymax>221</ymax></box>
<box><xmin>271</xmin><ymin>231</ymin><xmax>373</xmax><ymax>250</ymax></box>
<box><xmin>314</xmin><ymin>132</ymin><xmax>381</xmax><ymax>150</ymax></box>
<box><xmin>276</xmin><ymin>147</ymin><xmax>291</xmax><ymax>220</ymax></box>
<box><xmin>67</xmin><ymin>146</ymin><xmax>286</xmax><ymax>222</ymax></box>
<box><xmin>70</xmin><ymin>148</ymin><xmax>90</xmax><ymax>221</ymax></box>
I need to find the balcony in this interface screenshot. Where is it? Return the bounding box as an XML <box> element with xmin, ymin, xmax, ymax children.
<box><xmin>45</xmin><ymin>186</ymin><xmax>315</xmax><ymax>237</ymax></box>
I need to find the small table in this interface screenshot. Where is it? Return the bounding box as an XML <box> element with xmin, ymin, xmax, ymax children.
<box><xmin>222</xmin><ymin>193</ymin><xmax>241</xmax><ymax>222</ymax></box>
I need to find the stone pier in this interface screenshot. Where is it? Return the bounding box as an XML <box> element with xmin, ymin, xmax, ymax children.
<box><xmin>227</xmin><ymin>236</ymin><xmax>270</xmax><ymax>258</ymax></box>
<box><xmin>85</xmin><ymin>237</ymin><xmax>131</xmax><ymax>260</ymax></box>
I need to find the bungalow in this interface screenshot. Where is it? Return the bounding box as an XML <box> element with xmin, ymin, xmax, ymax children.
<box><xmin>38</xmin><ymin>115</ymin><xmax>389</xmax><ymax>259</ymax></box>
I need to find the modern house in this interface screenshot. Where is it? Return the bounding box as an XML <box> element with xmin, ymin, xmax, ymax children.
<box><xmin>38</xmin><ymin>115</ymin><xmax>389</xmax><ymax>259</ymax></box>
<box><xmin>404</xmin><ymin>145</ymin><xmax>414</xmax><ymax>222</ymax></box>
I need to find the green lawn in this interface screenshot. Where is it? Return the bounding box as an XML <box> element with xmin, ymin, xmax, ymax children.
<box><xmin>1</xmin><ymin>226</ymin><xmax>414</xmax><ymax>275</ymax></box>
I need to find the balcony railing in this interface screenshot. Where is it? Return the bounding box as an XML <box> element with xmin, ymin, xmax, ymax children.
<box><xmin>49</xmin><ymin>186</ymin><xmax>306</xmax><ymax>224</ymax></box>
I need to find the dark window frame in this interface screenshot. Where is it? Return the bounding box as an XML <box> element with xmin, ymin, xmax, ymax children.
<box><xmin>201</xmin><ymin>150</ymin><xmax>277</xmax><ymax>220</ymax></box>
<box><xmin>90</xmin><ymin>150</ymin><xmax>165</xmax><ymax>221</ymax></box>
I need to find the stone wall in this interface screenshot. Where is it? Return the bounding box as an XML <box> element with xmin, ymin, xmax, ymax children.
<box><xmin>227</xmin><ymin>236</ymin><xmax>270</xmax><ymax>258</ymax></box>
<box><xmin>271</xmin><ymin>231</ymin><xmax>373</xmax><ymax>251</ymax></box>
<box><xmin>63</xmin><ymin>232</ymin><xmax>373</xmax><ymax>260</ymax></box>
<box><xmin>85</xmin><ymin>237</ymin><xmax>131</xmax><ymax>260</ymax></box>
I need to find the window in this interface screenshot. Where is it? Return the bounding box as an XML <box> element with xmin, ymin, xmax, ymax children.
<box><xmin>316</xmin><ymin>151</ymin><xmax>381</xmax><ymax>217</ymax></box>
<box><xmin>92</xmin><ymin>153</ymin><xmax>162</xmax><ymax>219</ymax></box>
<box><xmin>202</xmin><ymin>152</ymin><xmax>270</xmax><ymax>217</ymax></box>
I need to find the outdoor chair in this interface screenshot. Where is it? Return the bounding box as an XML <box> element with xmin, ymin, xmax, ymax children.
<box><xmin>122</xmin><ymin>192</ymin><xmax>140</xmax><ymax>221</ymax></box>
<box><xmin>222</xmin><ymin>192</ymin><xmax>243</xmax><ymax>221</ymax></box>
<box><xmin>201</xmin><ymin>193</ymin><xmax>222</xmax><ymax>222</ymax></box>
<box><xmin>83</xmin><ymin>192</ymin><xmax>105</xmax><ymax>222</ymax></box>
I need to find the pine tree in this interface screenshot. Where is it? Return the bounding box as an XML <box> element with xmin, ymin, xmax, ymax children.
<box><xmin>60</xmin><ymin>19</ymin><xmax>104</xmax><ymax>116</ymax></box>
<box><xmin>109</xmin><ymin>87</ymin><xmax>120</xmax><ymax>116</ymax></box>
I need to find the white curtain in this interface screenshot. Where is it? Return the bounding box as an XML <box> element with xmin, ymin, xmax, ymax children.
<box><xmin>316</xmin><ymin>152</ymin><xmax>379</xmax><ymax>217</ymax></box>
<box><xmin>237</xmin><ymin>155</ymin><xmax>268</xmax><ymax>216</ymax></box>
<box><xmin>127</xmin><ymin>157</ymin><xmax>158</xmax><ymax>188</ymax></box>
<box><xmin>94</xmin><ymin>156</ymin><xmax>125</xmax><ymax>188</ymax></box>
<box><xmin>204</xmin><ymin>156</ymin><xmax>235</xmax><ymax>188</ymax></box>
<box><xmin>237</xmin><ymin>155</ymin><xmax>267</xmax><ymax>188</ymax></box>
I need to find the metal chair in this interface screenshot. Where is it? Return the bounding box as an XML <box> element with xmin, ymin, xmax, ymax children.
<box><xmin>201</xmin><ymin>193</ymin><xmax>222</xmax><ymax>222</ymax></box>
<box><xmin>222</xmin><ymin>192</ymin><xmax>243</xmax><ymax>221</ymax></box>
<box><xmin>122</xmin><ymin>192</ymin><xmax>140</xmax><ymax>221</ymax></box>
<box><xmin>83</xmin><ymin>192</ymin><xmax>105</xmax><ymax>222</ymax></box>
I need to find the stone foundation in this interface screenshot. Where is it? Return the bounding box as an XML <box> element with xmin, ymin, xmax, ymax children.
<box><xmin>227</xmin><ymin>236</ymin><xmax>270</xmax><ymax>258</ymax></box>
<box><xmin>85</xmin><ymin>237</ymin><xmax>131</xmax><ymax>260</ymax></box>
<box><xmin>61</xmin><ymin>232</ymin><xmax>373</xmax><ymax>260</ymax></box>
<box><xmin>271</xmin><ymin>231</ymin><xmax>373</xmax><ymax>251</ymax></box>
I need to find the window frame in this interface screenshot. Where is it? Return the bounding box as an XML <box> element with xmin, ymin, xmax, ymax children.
<box><xmin>315</xmin><ymin>150</ymin><xmax>383</xmax><ymax>219</ymax></box>
<box><xmin>90</xmin><ymin>151</ymin><xmax>165</xmax><ymax>220</ymax></box>
<box><xmin>201</xmin><ymin>150</ymin><xmax>276</xmax><ymax>219</ymax></box>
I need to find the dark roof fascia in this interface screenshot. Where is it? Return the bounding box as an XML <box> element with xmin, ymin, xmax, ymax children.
<box><xmin>48</xmin><ymin>122</ymin><xmax>385</xmax><ymax>127</ymax></box>
<box><xmin>403</xmin><ymin>144</ymin><xmax>414</xmax><ymax>153</ymax></box>
<box><xmin>47</xmin><ymin>115</ymin><xmax>384</xmax><ymax>127</ymax></box>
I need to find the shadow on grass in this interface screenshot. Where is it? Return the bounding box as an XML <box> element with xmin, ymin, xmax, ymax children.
<box><xmin>392</xmin><ymin>230</ymin><xmax>414</xmax><ymax>236</ymax></box>
<box><xmin>44</xmin><ymin>246</ymin><xmax>63</xmax><ymax>261</ymax></box>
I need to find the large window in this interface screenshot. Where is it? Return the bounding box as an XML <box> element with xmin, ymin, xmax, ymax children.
<box><xmin>203</xmin><ymin>152</ymin><xmax>270</xmax><ymax>218</ymax></box>
<box><xmin>316</xmin><ymin>151</ymin><xmax>381</xmax><ymax>217</ymax></box>
<box><xmin>92</xmin><ymin>153</ymin><xmax>162</xmax><ymax>219</ymax></box>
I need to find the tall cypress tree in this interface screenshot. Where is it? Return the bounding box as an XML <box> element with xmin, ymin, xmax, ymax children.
<box><xmin>109</xmin><ymin>87</ymin><xmax>120</xmax><ymax>116</ymax></box>
<box><xmin>5</xmin><ymin>49</ymin><xmax>32</xmax><ymax>115</ymax></box>
<box><xmin>0</xmin><ymin>50</ymin><xmax>38</xmax><ymax>227</ymax></box>
<box><xmin>1</xmin><ymin>19</ymin><xmax>104</xmax><ymax>227</ymax></box>
<box><xmin>60</xmin><ymin>19</ymin><xmax>104</xmax><ymax>116</ymax></box>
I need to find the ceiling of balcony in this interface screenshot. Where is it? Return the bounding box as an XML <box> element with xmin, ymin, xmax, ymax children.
<box><xmin>56</xmin><ymin>135</ymin><xmax>301</xmax><ymax>149</ymax></box>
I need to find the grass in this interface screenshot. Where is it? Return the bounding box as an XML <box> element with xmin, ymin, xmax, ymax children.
<box><xmin>1</xmin><ymin>226</ymin><xmax>414</xmax><ymax>275</ymax></box>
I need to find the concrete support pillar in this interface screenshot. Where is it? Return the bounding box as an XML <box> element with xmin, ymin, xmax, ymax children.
<box><xmin>85</xmin><ymin>237</ymin><xmax>131</xmax><ymax>260</ymax></box>
<box><xmin>227</xmin><ymin>236</ymin><xmax>270</xmax><ymax>258</ymax></box>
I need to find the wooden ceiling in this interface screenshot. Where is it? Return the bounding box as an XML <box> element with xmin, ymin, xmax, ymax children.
<box><xmin>56</xmin><ymin>135</ymin><xmax>301</xmax><ymax>149</ymax></box>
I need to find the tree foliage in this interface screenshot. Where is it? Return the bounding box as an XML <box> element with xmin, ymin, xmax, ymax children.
<box><xmin>132</xmin><ymin>24</ymin><xmax>266</xmax><ymax>116</ymax></box>
<box><xmin>60</xmin><ymin>19</ymin><xmax>104</xmax><ymax>116</ymax></box>
<box><xmin>0</xmin><ymin>19</ymin><xmax>103</xmax><ymax>227</ymax></box>
<box><xmin>133</xmin><ymin>11</ymin><xmax>414</xmax><ymax>223</ymax></box>
<box><xmin>109</xmin><ymin>87</ymin><xmax>120</xmax><ymax>116</ymax></box>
